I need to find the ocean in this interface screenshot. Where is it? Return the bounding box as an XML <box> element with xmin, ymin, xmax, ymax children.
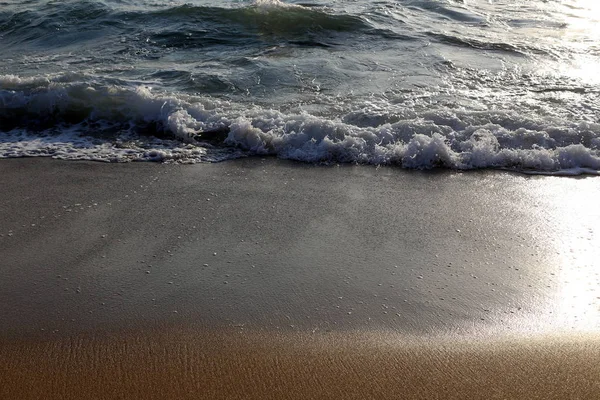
<box><xmin>1</xmin><ymin>0</ymin><xmax>599</xmax><ymax>173</ymax></box>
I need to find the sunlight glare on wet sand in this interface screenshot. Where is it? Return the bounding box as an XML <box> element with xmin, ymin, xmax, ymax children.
<box><xmin>536</xmin><ymin>178</ymin><xmax>600</xmax><ymax>332</ymax></box>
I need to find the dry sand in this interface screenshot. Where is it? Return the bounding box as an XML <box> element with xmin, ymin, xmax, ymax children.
<box><xmin>2</xmin><ymin>328</ymin><xmax>599</xmax><ymax>400</ymax></box>
<box><xmin>1</xmin><ymin>157</ymin><xmax>599</xmax><ymax>399</ymax></box>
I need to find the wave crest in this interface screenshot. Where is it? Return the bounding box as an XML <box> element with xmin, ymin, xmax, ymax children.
<box><xmin>1</xmin><ymin>74</ymin><xmax>599</xmax><ymax>174</ymax></box>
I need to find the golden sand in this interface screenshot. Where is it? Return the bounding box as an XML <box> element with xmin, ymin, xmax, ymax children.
<box><xmin>1</xmin><ymin>329</ymin><xmax>599</xmax><ymax>400</ymax></box>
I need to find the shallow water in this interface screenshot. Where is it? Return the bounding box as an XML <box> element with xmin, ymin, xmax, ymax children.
<box><xmin>1</xmin><ymin>0</ymin><xmax>599</xmax><ymax>172</ymax></box>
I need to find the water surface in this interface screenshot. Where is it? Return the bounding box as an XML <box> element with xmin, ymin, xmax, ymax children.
<box><xmin>1</xmin><ymin>0</ymin><xmax>599</xmax><ymax>173</ymax></box>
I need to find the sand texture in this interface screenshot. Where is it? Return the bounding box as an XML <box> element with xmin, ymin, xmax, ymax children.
<box><xmin>2</xmin><ymin>329</ymin><xmax>600</xmax><ymax>400</ymax></box>
<box><xmin>1</xmin><ymin>158</ymin><xmax>599</xmax><ymax>398</ymax></box>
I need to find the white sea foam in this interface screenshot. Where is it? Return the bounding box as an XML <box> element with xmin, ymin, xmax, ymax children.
<box><xmin>0</xmin><ymin>129</ymin><xmax>219</xmax><ymax>163</ymax></box>
<box><xmin>252</xmin><ymin>0</ymin><xmax>300</xmax><ymax>10</ymax></box>
<box><xmin>1</xmin><ymin>74</ymin><xmax>599</xmax><ymax>174</ymax></box>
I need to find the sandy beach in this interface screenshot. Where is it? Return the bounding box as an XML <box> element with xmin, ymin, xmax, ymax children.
<box><xmin>1</xmin><ymin>157</ymin><xmax>599</xmax><ymax>399</ymax></box>
<box><xmin>2</xmin><ymin>328</ymin><xmax>599</xmax><ymax>400</ymax></box>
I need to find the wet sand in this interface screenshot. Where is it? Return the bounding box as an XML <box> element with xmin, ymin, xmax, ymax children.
<box><xmin>1</xmin><ymin>158</ymin><xmax>599</xmax><ymax>398</ymax></box>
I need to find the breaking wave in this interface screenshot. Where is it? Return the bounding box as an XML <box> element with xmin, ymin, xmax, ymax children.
<box><xmin>1</xmin><ymin>73</ymin><xmax>599</xmax><ymax>174</ymax></box>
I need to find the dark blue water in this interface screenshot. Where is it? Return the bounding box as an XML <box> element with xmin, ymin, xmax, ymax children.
<box><xmin>1</xmin><ymin>0</ymin><xmax>599</xmax><ymax>173</ymax></box>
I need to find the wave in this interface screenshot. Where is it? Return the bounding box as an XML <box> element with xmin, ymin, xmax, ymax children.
<box><xmin>405</xmin><ymin>0</ymin><xmax>486</xmax><ymax>24</ymax></box>
<box><xmin>0</xmin><ymin>1</ymin><xmax>114</xmax><ymax>47</ymax></box>
<box><xmin>1</xmin><ymin>73</ymin><xmax>600</xmax><ymax>173</ymax></box>
<box><xmin>0</xmin><ymin>0</ymin><xmax>374</xmax><ymax>49</ymax></box>
<box><xmin>152</xmin><ymin>1</ymin><xmax>370</xmax><ymax>33</ymax></box>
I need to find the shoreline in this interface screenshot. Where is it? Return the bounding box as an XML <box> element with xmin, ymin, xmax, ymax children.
<box><xmin>2</xmin><ymin>157</ymin><xmax>599</xmax><ymax>336</ymax></box>
<box><xmin>1</xmin><ymin>157</ymin><xmax>599</xmax><ymax>398</ymax></box>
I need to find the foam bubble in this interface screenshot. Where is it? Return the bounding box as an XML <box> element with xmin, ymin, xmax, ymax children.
<box><xmin>252</xmin><ymin>0</ymin><xmax>300</xmax><ymax>10</ymax></box>
<box><xmin>1</xmin><ymin>74</ymin><xmax>599</xmax><ymax>174</ymax></box>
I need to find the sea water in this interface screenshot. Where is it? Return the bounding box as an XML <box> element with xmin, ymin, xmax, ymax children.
<box><xmin>1</xmin><ymin>0</ymin><xmax>599</xmax><ymax>173</ymax></box>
